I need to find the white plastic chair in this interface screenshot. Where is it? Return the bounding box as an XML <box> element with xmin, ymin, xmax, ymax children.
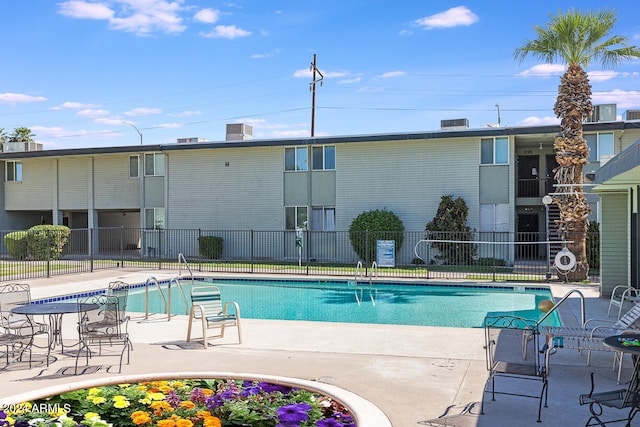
<box><xmin>186</xmin><ymin>286</ymin><xmax>241</xmax><ymax>348</ymax></box>
<box><xmin>609</xmin><ymin>285</ymin><xmax>640</xmax><ymax>319</ymax></box>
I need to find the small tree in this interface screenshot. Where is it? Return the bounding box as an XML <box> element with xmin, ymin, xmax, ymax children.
<box><xmin>425</xmin><ymin>195</ymin><xmax>477</xmax><ymax>265</ymax></box>
<box><xmin>348</xmin><ymin>209</ymin><xmax>405</xmax><ymax>263</ymax></box>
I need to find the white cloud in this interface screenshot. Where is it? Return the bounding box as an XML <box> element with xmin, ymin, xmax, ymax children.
<box><xmin>172</xmin><ymin>110</ymin><xmax>202</xmax><ymax>117</ymax></box>
<box><xmin>124</xmin><ymin>107</ymin><xmax>162</xmax><ymax>116</ymax></box>
<box><xmin>193</xmin><ymin>8</ymin><xmax>220</xmax><ymax>24</ymax></box>
<box><xmin>251</xmin><ymin>49</ymin><xmax>282</xmax><ymax>59</ymax></box>
<box><xmin>58</xmin><ymin>0</ymin><xmax>186</xmax><ymax>36</ymax></box>
<box><xmin>356</xmin><ymin>86</ymin><xmax>384</xmax><ymax>93</ymax></box>
<box><xmin>77</xmin><ymin>109</ymin><xmax>109</xmax><ymax>118</ymax></box>
<box><xmin>271</xmin><ymin>129</ymin><xmax>309</xmax><ymax>138</ymax></box>
<box><xmin>52</xmin><ymin>101</ymin><xmax>100</xmax><ymax>110</ymax></box>
<box><xmin>200</xmin><ymin>25</ymin><xmax>251</xmax><ymax>39</ymax></box>
<box><xmin>399</xmin><ymin>29</ymin><xmax>412</xmax><ymax>36</ymax></box>
<box><xmin>156</xmin><ymin>123</ymin><xmax>182</xmax><ymax>128</ymax></box>
<box><xmin>415</xmin><ymin>6</ymin><xmax>478</xmax><ymax>29</ymax></box>
<box><xmin>517</xmin><ymin>116</ymin><xmax>560</xmax><ymax>126</ymax></box>
<box><xmin>380</xmin><ymin>71</ymin><xmax>406</xmax><ymax>78</ymax></box>
<box><xmin>516</xmin><ymin>64</ymin><xmax>566</xmax><ymax>77</ymax></box>
<box><xmin>0</xmin><ymin>93</ymin><xmax>47</xmax><ymax>104</ymax></box>
<box><xmin>94</xmin><ymin>117</ymin><xmax>126</xmax><ymax>125</ymax></box>
<box><xmin>593</xmin><ymin>89</ymin><xmax>640</xmax><ymax>109</ymax></box>
<box><xmin>588</xmin><ymin>70</ymin><xmax>640</xmax><ymax>82</ymax></box>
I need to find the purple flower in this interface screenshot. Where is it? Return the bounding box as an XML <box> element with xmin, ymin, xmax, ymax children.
<box><xmin>316</xmin><ymin>418</ymin><xmax>344</xmax><ymax>427</ymax></box>
<box><xmin>166</xmin><ymin>390</ymin><xmax>181</xmax><ymax>408</ymax></box>
<box><xmin>190</xmin><ymin>387</ymin><xmax>207</xmax><ymax>404</ymax></box>
<box><xmin>0</xmin><ymin>411</ymin><xmax>8</xmax><ymax>427</ymax></box>
<box><xmin>277</xmin><ymin>403</ymin><xmax>313</xmax><ymax>424</ymax></box>
<box><xmin>260</xmin><ymin>382</ymin><xmax>294</xmax><ymax>394</ymax></box>
<box><xmin>206</xmin><ymin>390</ymin><xmax>236</xmax><ymax>408</ymax></box>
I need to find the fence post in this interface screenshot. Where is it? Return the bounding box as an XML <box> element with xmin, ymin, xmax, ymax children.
<box><xmin>250</xmin><ymin>230</ymin><xmax>254</xmax><ymax>274</ymax></box>
<box><xmin>120</xmin><ymin>226</ymin><xmax>124</xmax><ymax>268</ymax></box>
<box><xmin>89</xmin><ymin>228</ymin><xmax>94</xmax><ymax>272</ymax></box>
<box><xmin>46</xmin><ymin>229</ymin><xmax>51</xmax><ymax>278</ymax></box>
<box><xmin>492</xmin><ymin>231</ymin><xmax>496</xmax><ymax>282</ymax></box>
<box><xmin>198</xmin><ymin>229</ymin><xmax>202</xmax><ymax>272</ymax></box>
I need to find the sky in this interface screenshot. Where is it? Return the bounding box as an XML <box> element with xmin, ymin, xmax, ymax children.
<box><xmin>1</xmin><ymin>1</ymin><xmax>639</xmax><ymax>150</ymax></box>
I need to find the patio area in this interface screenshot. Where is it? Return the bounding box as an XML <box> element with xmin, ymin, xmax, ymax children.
<box><xmin>0</xmin><ymin>269</ymin><xmax>634</xmax><ymax>426</ymax></box>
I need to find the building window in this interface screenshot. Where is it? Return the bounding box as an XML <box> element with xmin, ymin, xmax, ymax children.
<box><xmin>285</xmin><ymin>206</ymin><xmax>308</xmax><ymax>230</ymax></box>
<box><xmin>481</xmin><ymin>137</ymin><xmax>509</xmax><ymax>165</ymax></box>
<box><xmin>312</xmin><ymin>207</ymin><xmax>336</xmax><ymax>231</ymax></box>
<box><xmin>586</xmin><ymin>132</ymin><xmax>614</xmax><ymax>162</ymax></box>
<box><xmin>129</xmin><ymin>155</ymin><xmax>139</xmax><ymax>178</ymax></box>
<box><xmin>480</xmin><ymin>203</ymin><xmax>509</xmax><ymax>232</ymax></box>
<box><xmin>285</xmin><ymin>147</ymin><xmax>308</xmax><ymax>171</ymax></box>
<box><xmin>145</xmin><ymin>208</ymin><xmax>165</xmax><ymax>229</ymax></box>
<box><xmin>6</xmin><ymin>161</ymin><xmax>22</xmax><ymax>182</ymax></box>
<box><xmin>144</xmin><ymin>153</ymin><xmax>165</xmax><ymax>176</ymax></box>
<box><xmin>312</xmin><ymin>145</ymin><xmax>336</xmax><ymax>170</ymax></box>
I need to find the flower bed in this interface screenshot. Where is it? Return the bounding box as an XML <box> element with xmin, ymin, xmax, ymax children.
<box><xmin>1</xmin><ymin>379</ymin><xmax>355</xmax><ymax>427</ymax></box>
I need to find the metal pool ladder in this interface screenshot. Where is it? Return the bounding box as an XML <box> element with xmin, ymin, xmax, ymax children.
<box><xmin>353</xmin><ymin>261</ymin><xmax>378</xmax><ymax>306</ymax></box>
<box><xmin>144</xmin><ymin>276</ymin><xmax>189</xmax><ymax>321</ymax></box>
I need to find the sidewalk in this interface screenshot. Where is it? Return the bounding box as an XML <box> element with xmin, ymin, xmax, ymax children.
<box><xmin>0</xmin><ymin>270</ymin><xmax>630</xmax><ymax>426</ymax></box>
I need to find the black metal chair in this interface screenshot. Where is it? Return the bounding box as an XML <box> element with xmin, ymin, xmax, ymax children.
<box><xmin>0</xmin><ymin>314</ymin><xmax>37</xmax><ymax>369</ymax></box>
<box><xmin>482</xmin><ymin>315</ymin><xmax>549</xmax><ymax>423</ymax></box>
<box><xmin>75</xmin><ymin>295</ymin><xmax>132</xmax><ymax>374</ymax></box>
<box><xmin>580</xmin><ymin>371</ymin><xmax>640</xmax><ymax>426</ymax></box>
<box><xmin>0</xmin><ymin>283</ymin><xmax>50</xmax><ymax>349</ymax></box>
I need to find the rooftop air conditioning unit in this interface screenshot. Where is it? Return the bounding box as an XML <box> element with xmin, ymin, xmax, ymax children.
<box><xmin>226</xmin><ymin>123</ymin><xmax>253</xmax><ymax>141</ymax></box>
<box><xmin>440</xmin><ymin>118</ymin><xmax>469</xmax><ymax>130</ymax></box>
<box><xmin>588</xmin><ymin>104</ymin><xmax>616</xmax><ymax>122</ymax></box>
<box><xmin>625</xmin><ymin>110</ymin><xmax>640</xmax><ymax>121</ymax></box>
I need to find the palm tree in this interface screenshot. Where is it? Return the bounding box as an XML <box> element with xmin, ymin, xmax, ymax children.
<box><xmin>515</xmin><ymin>9</ymin><xmax>640</xmax><ymax>281</ymax></box>
<box><xmin>8</xmin><ymin>127</ymin><xmax>36</xmax><ymax>143</ymax></box>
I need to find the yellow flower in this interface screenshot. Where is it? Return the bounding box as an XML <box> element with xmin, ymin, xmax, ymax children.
<box><xmin>172</xmin><ymin>381</ymin><xmax>185</xmax><ymax>388</ymax></box>
<box><xmin>113</xmin><ymin>395</ymin><xmax>128</xmax><ymax>401</ymax></box>
<box><xmin>148</xmin><ymin>392</ymin><xmax>166</xmax><ymax>401</ymax></box>
<box><xmin>91</xmin><ymin>396</ymin><xmax>107</xmax><ymax>404</ymax></box>
<box><xmin>84</xmin><ymin>412</ymin><xmax>100</xmax><ymax>419</ymax></box>
<box><xmin>114</xmin><ymin>399</ymin><xmax>131</xmax><ymax>409</ymax></box>
<box><xmin>159</xmin><ymin>385</ymin><xmax>173</xmax><ymax>393</ymax></box>
<box><xmin>139</xmin><ymin>397</ymin><xmax>152</xmax><ymax>405</ymax></box>
<box><xmin>87</xmin><ymin>387</ymin><xmax>102</xmax><ymax>395</ymax></box>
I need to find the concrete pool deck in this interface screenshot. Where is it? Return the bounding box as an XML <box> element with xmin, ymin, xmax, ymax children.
<box><xmin>0</xmin><ymin>269</ymin><xmax>633</xmax><ymax>426</ymax></box>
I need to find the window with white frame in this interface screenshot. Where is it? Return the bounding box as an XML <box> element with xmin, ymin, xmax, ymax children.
<box><xmin>586</xmin><ymin>132</ymin><xmax>614</xmax><ymax>162</ymax></box>
<box><xmin>284</xmin><ymin>147</ymin><xmax>308</xmax><ymax>171</ymax></box>
<box><xmin>129</xmin><ymin>155</ymin><xmax>139</xmax><ymax>178</ymax></box>
<box><xmin>311</xmin><ymin>207</ymin><xmax>336</xmax><ymax>231</ymax></box>
<box><xmin>480</xmin><ymin>137</ymin><xmax>509</xmax><ymax>165</ymax></box>
<box><xmin>285</xmin><ymin>206</ymin><xmax>308</xmax><ymax>230</ymax></box>
<box><xmin>480</xmin><ymin>203</ymin><xmax>509</xmax><ymax>232</ymax></box>
<box><xmin>312</xmin><ymin>145</ymin><xmax>336</xmax><ymax>170</ymax></box>
<box><xmin>145</xmin><ymin>208</ymin><xmax>165</xmax><ymax>229</ymax></box>
<box><xmin>6</xmin><ymin>161</ymin><xmax>22</xmax><ymax>182</ymax></box>
<box><xmin>144</xmin><ymin>153</ymin><xmax>165</xmax><ymax>176</ymax></box>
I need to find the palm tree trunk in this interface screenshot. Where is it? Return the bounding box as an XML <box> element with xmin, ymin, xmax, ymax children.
<box><xmin>552</xmin><ymin>64</ymin><xmax>592</xmax><ymax>281</ymax></box>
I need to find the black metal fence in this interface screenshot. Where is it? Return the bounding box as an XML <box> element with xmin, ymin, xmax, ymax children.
<box><xmin>0</xmin><ymin>227</ymin><xmax>600</xmax><ymax>283</ymax></box>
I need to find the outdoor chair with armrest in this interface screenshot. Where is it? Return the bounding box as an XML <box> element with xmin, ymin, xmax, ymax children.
<box><xmin>75</xmin><ymin>295</ymin><xmax>132</xmax><ymax>374</ymax></box>
<box><xmin>186</xmin><ymin>286</ymin><xmax>242</xmax><ymax>348</ymax></box>
<box><xmin>0</xmin><ymin>283</ymin><xmax>50</xmax><ymax>348</ymax></box>
<box><xmin>608</xmin><ymin>284</ymin><xmax>640</xmax><ymax>319</ymax></box>
<box><xmin>580</xmin><ymin>371</ymin><xmax>640</xmax><ymax>426</ymax></box>
<box><xmin>0</xmin><ymin>314</ymin><xmax>40</xmax><ymax>370</ymax></box>
<box><xmin>482</xmin><ymin>315</ymin><xmax>550</xmax><ymax>423</ymax></box>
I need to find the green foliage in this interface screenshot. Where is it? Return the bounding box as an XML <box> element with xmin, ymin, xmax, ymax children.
<box><xmin>348</xmin><ymin>209</ymin><xmax>405</xmax><ymax>263</ymax></box>
<box><xmin>27</xmin><ymin>225</ymin><xmax>71</xmax><ymax>260</ymax></box>
<box><xmin>425</xmin><ymin>195</ymin><xmax>477</xmax><ymax>265</ymax></box>
<box><xmin>4</xmin><ymin>230</ymin><xmax>29</xmax><ymax>259</ymax></box>
<box><xmin>586</xmin><ymin>222</ymin><xmax>600</xmax><ymax>270</ymax></box>
<box><xmin>198</xmin><ymin>235</ymin><xmax>224</xmax><ymax>259</ymax></box>
<box><xmin>3</xmin><ymin>225</ymin><xmax>70</xmax><ymax>260</ymax></box>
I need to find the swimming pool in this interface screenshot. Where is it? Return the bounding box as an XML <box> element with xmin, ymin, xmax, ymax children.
<box><xmin>127</xmin><ymin>278</ymin><xmax>561</xmax><ymax>328</ymax></box>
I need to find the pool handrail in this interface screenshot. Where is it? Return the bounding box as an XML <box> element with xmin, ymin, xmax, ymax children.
<box><xmin>537</xmin><ymin>289</ymin><xmax>586</xmax><ymax>327</ymax></box>
<box><xmin>355</xmin><ymin>261</ymin><xmax>364</xmax><ymax>284</ymax></box>
<box><xmin>178</xmin><ymin>253</ymin><xmax>194</xmax><ymax>281</ymax></box>
<box><xmin>144</xmin><ymin>276</ymin><xmax>167</xmax><ymax>320</ymax></box>
<box><xmin>169</xmin><ymin>277</ymin><xmax>190</xmax><ymax>318</ymax></box>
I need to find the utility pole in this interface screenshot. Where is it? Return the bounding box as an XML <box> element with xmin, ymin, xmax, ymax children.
<box><xmin>495</xmin><ymin>103</ymin><xmax>501</xmax><ymax>127</ymax></box>
<box><xmin>309</xmin><ymin>53</ymin><xmax>323</xmax><ymax>137</ymax></box>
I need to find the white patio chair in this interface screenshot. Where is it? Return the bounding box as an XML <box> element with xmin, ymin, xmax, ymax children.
<box><xmin>186</xmin><ymin>286</ymin><xmax>241</xmax><ymax>348</ymax></box>
<box><xmin>608</xmin><ymin>285</ymin><xmax>640</xmax><ymax>319</ymax></box>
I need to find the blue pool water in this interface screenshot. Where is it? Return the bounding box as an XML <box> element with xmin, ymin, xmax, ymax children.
<box><xmin>127</xmin><ymin>278</ymin><xmax>561</xmax><ymax>328</ymax></box>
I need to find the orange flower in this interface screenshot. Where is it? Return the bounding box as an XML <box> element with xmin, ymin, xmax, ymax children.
<box><xmin>131</xmin><ymin>411</ymin><xmax>152</xmax><ymax>425</ymax></box>
<box><xmin>159</xmin><ymin>385</ymin><xmax>173</xmax><ymax>393</ymax></box>
<box><xmin>179</xmin><ymin>401</ymin><xmax>195</xmax><ymax>410</ymax></box>
<box><xmin>150</xmin><ymin>401</ymin><xmax>174</xmax><ymax>412</ymax></box>
<box><xmin>201</xmin><ymin>389</ymin><xmax>214</xmax><ymax>397</ymax></box>
<box><xmin>176</xmin><ymin>419</ymin><xmax>194</xmax><ymax>427</ymax></box>
<box><xmin>195</xmin><ymin>410</ymin><xmax>212</xmax><ymax>419</ymax></box>
<box><xmin>156</xmin><ymin>420</ymin><xmax>176</xmax><ymax>427</ymax></box>
<box><xmin>203</xmin><ymin>416</ymin><xmax>222</xmax><ymax>427</ymax></box>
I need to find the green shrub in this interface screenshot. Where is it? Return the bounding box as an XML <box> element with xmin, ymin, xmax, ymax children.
<box><xmin>425</xmin><ymin>195</ymin><xmax>477</xmax><ymax>265</ymax></box>
<box><xmin>4</xmin><ymin>231</ymin><xmax>29</xmax><ymax>259</ymax></box>
<box><xmin>27</xmin><ymin>225</ymin><xmax>71</xmax><ymax>260</ymax></box>
<box><xmin>475</xmin><ymin>257</ymin><xmax>507</xmax><ymax>267</ymax></box>
<box><xmin>348</xmin><ymin>209</ymin><xmax>405</xmax><ymax>263</ymax></box>
<box><xmin>198</xmin><ymin>236</ymin><xmax>224</xmax><ymax>259</ymax></box>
